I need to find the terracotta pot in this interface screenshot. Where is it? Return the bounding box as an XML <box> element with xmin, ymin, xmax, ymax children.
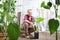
<box><xmin>0</xmin><ymin>32</ymin><xmax>4</xmax><ymax>40</ymax></box>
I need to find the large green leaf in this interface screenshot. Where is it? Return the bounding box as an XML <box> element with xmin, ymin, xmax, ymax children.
<box><xmin>35</xmin><ymin>17</ymin><xmax>44</xmax><ymax>23</ymax></box>
<box><xmin>47</xmin><ymin>2</ymin><xmax>52</xmax><ymax>7</ymax></box>
<box><xmin>41</xmin><ymin>1</ymin><xmax>51</xmax><ymax>9</ymax></box>
<box><xmin>48</xmin><ymin>19</ymin><xmax>59</xmax><ymax>34</ymax></box>
<box><xmin>41</xmin><ymin>1</ymin><xmax>45</xmax><ymax>7</ymax></box>
<box><xmin>41</xmin><ymin>1</ymin><xmax>52</xmax><ymax>9</ymax></box>
<box><xmin>43</xmin><ymin>5</ymin><xmax>50</xmax><ymax>9</ymax></box>
<box><xmin>7</xmin><ymin>23</ymin><xmax>20</xmax><ymax>40</ymax></box>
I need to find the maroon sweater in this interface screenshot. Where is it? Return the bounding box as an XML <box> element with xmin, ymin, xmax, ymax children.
<box><xmin>24</xmin><ymin>15</ymin><xmax>34</xmax><ymax>26</ymax></box>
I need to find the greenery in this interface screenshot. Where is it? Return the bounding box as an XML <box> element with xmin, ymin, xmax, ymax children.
<box><xmin>35</xmin><ymin>17</ymin><xmax>44</xmax><ymax>23</ymax></box>
<box><xmin>41</xmin><ymin>1</ymin><xmax>52</xmax><ymax>9</ymax></box>
<box><xmin>7</xmin><ymin>23</ymin><xmax>20</xmax><ymax>40</ymax></box>
<box><xmin>41</xmin><ymin>0</ymin><xmax>60</xmax><ymax>40</ymax></box>
<box><xmin>48</xmin><ymin>19</ymin><xmax>59</xmax><ymax>34</ymax></box>
<box><xmin>41</xmin><ymin>0</ymin><xmax>60</xmax><ymax>35</ymax></box>
<box><xmin>34</xmin><ymin>17</ymin><xmax>44</xmax><ymax>31</ymax></box>
<box><xmin>0</xmin><ymin>0</ymin><xmax>20</xmax><ymax>40</ymax></box>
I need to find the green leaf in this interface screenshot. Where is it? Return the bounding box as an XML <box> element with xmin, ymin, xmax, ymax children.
<box><xmin>2</xmin><ymin>10</ymin><xmax>8</xmax><ymax>17</ymax></box>
<box><xmin>0</xmin><ymin>4</ymin><xmax>2</xmax><ymax>8</ymax></box>
<box><xmin>44</xmin><ymin>5</ymin><xmax>50</xmax><ymax>9</ymax></box>
<box><xmin>3</xmin><ymin>1</ymin><xmax>8</xmax><ymax>10</ymax></box>
<box><xmin>57</xmin><ymin>15</ymin><xmax>60</xmax><ymax>19</ymax></box>
<box><xmin>48</xmin><ymin>19</ymin><xmax>59</xmax><ymax>34</ymax></box>
<box><xmin>0</xmin><ymin>25</ymin><xmax>4</xmax><ymax>32</ymax></box>
<box><xmin>47</xmin><ymin>2</ymin><xmax>52</xmax><ymax>7</ymax></box>
<box><xmin>8</xmin><ymin>15</ymin><xmax>16</xmax><ymax>22</ymax></box>
<box><xmin>34</xmin><ymin>25</ymin><xmax>38</xmax><ymax>31</ymax></box>
<box><xmin>35</xmin><ymin>17</ymin><xmax>44</xmax><ymax>23</ymax></box>
<box><xmin>0</xmin><ymin>16</ymin><xmax>4</xmax><ymax>23</ymax></box>
<box><xmin>54</xmin><ymin>5</ymin><xmax>56</xmax><ymax>9</ymax></box>
<box><xmin>0</xmin><ymin>18</ymin><xmax>4</xmax><ymax>23</ymax></box>
<box><xmin>41</xmin><ymin>1</ymin><xmax>45</xmax><ymax>7</ymax></box>
<box><xmin>7</xmin><ymin>23</ymin><xmax>20</xmax><ymax>40</ymax></box>
<box><xmin>41</xmin><ymin>1</ymin><xmax>51</xmax><ymax>9</ymax></box>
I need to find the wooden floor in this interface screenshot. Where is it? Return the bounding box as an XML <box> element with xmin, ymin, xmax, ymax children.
<box><xmin>18</xmin><ymin>31</ymin><xmax>60</xmax><ymax>40</ymax></box>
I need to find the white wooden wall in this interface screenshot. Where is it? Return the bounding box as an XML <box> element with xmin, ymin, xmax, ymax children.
<box><xmin>15</xmin><ymin>0</ymin><xmax>60</xmax><ymax>31</ymax></box>
<box><xmin>1</xmin><ymin>0</ymin><xmax>60</xmax><ymax>30</ymax></box>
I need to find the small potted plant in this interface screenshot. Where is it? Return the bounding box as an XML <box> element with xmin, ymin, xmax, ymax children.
<box><xmin>34</xmin><ymin>17</ymin><xmax>44</xmax><ymax>39</ymax></box>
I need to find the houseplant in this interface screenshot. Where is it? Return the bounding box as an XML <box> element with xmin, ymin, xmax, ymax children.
<box><xmin>41</xmin><ymin>0</ymin><xmax>60</xmax><ymax>40</ymax></box>
<box><xmin>34</xmin><ymin>17</ymin><xmax>44</xmax><ymax>39</ymax></box>
<box><xmin>0</xmin><ymin>0</ymin><xmax>20</xmax><ymax>40</ymax></box>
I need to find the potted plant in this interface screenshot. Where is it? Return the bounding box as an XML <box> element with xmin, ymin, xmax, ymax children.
<box><xmin>0</xmin><ymin>0</ymin><xmax>20</xmax><ymax>40</ymax></box>
<box><xmin>41</xmin><ymin>0</ymin><xmax>60</xmax><ymax>40</ymax></box>
<box><xmin>34</xmin><ymin>17</ymin><xmax>44</xmax><ymax>39</ymax></box>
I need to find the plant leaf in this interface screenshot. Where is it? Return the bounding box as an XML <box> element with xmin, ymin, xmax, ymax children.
<box><xmin>48</xmin><ymin>19</ymin><xmax>59</xmax><ymax>34</ymax></box>
<box><xmin>44</xmin><ymin>5</ymin><xmax>50</xmax><ymax>9</ymax></box>
<box><xmin>0</xmin><ymin>4</ymin><xmax>2</xmax><ymax>8</ymax></box>
<box><xmin>35</xmin><ymin>17</ymin><xmax>44</xmax><ymax>23</ymax></box>
<box><xmin>57</xmin><ymin>15</ymin><xmax>60</xmax><ymax>19</ymax></box>
<box><xmin>41</xmin><ymin>1</ymin><xmax>45</xmax><ymax>7</ymax></box>
<box><xmin>2</xmin><ymin>10</ymin><xmax>8</xmax><ymax>17</ymax></box>
<box><xmin>8</xmin><ymin>15</ymin><xmax>16</xmax><ymax>22</ymax></box>
<box><xmin>41</xmin><ymin>1</ymin><xmax>50</xmax><ymax>9</ymax></box>
<box><xmin>3</xmin><ymin>1</ymin><xmax>8</xmax><ymax>10</ymax></box>
<box><xmin>7</xmin><ymin>23</ymin><xmax>20</xmax><ymax>40</ymax></box>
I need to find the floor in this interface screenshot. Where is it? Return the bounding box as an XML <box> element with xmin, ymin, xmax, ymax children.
<box><xmin>18</xmin><ymin>31</ymin><xmax>60</xmax><ymax>40</ymax></box>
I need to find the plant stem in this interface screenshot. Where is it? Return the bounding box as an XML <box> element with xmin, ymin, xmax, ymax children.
<box><xmin>56</xmin><ymin>31</ymin><xmax>58</xmax><ymax>40</ymax></box>
<box><xmin>55</xmin><ymin>6</ymin><xmax>58</xmax><ymax>40</ymax></box>
<box><xmin>4</xmin><ymin>0</ymin><xmax>11</xmax><ymax>40</ymax></box>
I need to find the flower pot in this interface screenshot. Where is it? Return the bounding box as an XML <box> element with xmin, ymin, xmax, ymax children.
<box><xmin>34</xmin><ymin>31</ymin><xmax>39</xmax><ymax>39</ymax></box>
<box><xmin>0</xmin><ymin>32</ymin><xmax>4</xmax><ymax>40</ymax></box>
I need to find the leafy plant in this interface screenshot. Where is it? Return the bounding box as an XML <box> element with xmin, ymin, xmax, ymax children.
<box><xmin>0</xmin><ymin>0</ymin><xmax>20</xmax><ymax>40</ymax></box>
<box><xmin>41</xmin><ymin>0</ymin><xmax>60</xmax><ymax>40</ymax></box>
<box><xmin>34</xmin><ymin>17</ymin><xmax>44</xmax><ymax>31</ymax></box>
<box><xmin>7</xmin><ymin>23</ymin><xmax>20</xmax><ymax>40</ymax></box>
